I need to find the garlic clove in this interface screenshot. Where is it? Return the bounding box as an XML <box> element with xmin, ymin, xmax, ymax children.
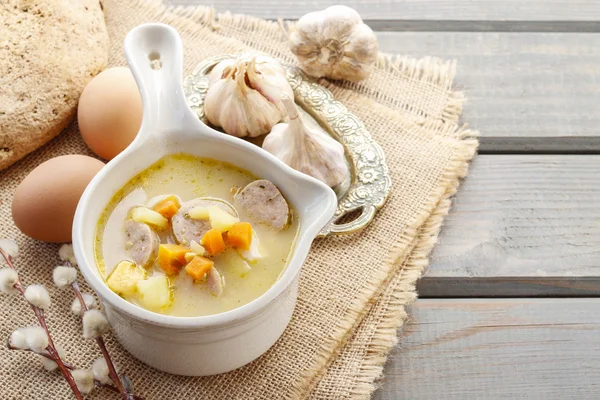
<box><xmin>263</xmin><ymin>95</ymin><xmax>349</xmax><ymax>188</ymax></box>
<box><xmin>207</xmin><ymin>59</ymin><xmax>235</xmax><ymax>85</ymax></box>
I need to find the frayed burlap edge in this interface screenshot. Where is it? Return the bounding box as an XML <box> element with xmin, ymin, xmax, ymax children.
<box><xmin>326</xmin><ymin>126</ymin><xmax>478</xmax><ymax>399</ymax></box>
<box><xmin>108</xmin><ymin>2</ymin><xmax>479</xmax><ymax>397</ymax></box>
<box><xmin>302</xmin><ymin>122</ymin><xmax>478</xmax><ymax>399</ymax></box>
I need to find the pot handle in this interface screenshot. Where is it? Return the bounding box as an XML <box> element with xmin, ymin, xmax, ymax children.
<box><xmin>124</xmin><ymin>23</ymin><xmax>199</xmax><ymax>139</ymax></box>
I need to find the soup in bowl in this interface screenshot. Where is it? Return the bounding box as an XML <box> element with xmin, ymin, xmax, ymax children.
<box><xmin>95</xmin><ymin>154</ymin><xmax>299</xmax><ymax>317</ymax></box>
<box><xmin>72</xmin><ymin>23</ymin><xmax>337</xmax><ymax>376</ymax></box>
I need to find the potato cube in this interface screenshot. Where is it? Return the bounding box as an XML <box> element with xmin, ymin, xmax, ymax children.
<box><xmin>107</xmin><ymin>260</ymin><xmax>146</xmax><ymax>297</ymax></box>
<box><xmin>131</xmin><ymin>207</ymin><xmax>169</xmax><ymax>230</ymax></box>
<box><xmin>208</xmin><ymin>206</ymin><xmax>239</xmax><ymax>232</ymax></box>
<box><xmin>137</xmin><ymin>275</ymin><xmax>172</xmax><ymax>311</ymax></box>
<box><xmin>190</xmin><ymin>240</ymin><xmax>206</xmax><ymax>256</ymax></box>
<box><xmin>188</xmin><ymin>206</ymin><xmax>209</xmax><ymax>220</ymax></box>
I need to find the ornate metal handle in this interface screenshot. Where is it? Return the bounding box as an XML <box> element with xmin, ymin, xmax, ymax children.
<box><xmin>318</xmin><ymin>205</ymin><xmax>377</xmax><ymax>237</ymax></box>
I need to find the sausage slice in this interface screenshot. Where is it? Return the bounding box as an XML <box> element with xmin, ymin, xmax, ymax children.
<box><xmin>124</xmin><ymin>219</ymin><xmax>160</xmax><ymax>267</ymax></box>
<box><xmin>172</xmin><ymin>198</ymin><xmax>237</xmax><ymax>246</ymax></box>
<box><xmin>234</xmin><ymin>180</ymin><xmax>289</xmax><ymax>231</ymax></box>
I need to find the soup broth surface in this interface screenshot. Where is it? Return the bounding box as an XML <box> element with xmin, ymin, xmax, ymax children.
<box><xmin>95</xmin><ymin>154</ymin><xmax>298</xmax><ymax>317</ymax></box>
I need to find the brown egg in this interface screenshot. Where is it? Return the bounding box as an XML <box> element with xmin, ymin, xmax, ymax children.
<box><xmin>12</xmin><ymin>155</ymin><xmax>105</xmax><ymax>243</ymax></box>
<box><xmin>78</xmin><ymin>67</ymin><xmax>143</xmax><ymax>160</ymax></box>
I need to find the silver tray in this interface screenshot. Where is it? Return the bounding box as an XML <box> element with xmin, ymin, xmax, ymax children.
<box><xmin>183</xmin><ymin>54</ymin><xmax>391</xmax><ymax>237</ymax></box>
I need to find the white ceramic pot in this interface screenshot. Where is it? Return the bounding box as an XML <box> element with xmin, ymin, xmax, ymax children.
<box><xmin>72</xmin><ymin>23</ymin><xmax>337</xmax><ymax>376</ymax></box>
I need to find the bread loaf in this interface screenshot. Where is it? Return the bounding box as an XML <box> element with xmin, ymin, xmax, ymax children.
<box><xmin>0</xmin><ymin>0</ymin><xmax>109</xmax><ymax>170</ymax></box>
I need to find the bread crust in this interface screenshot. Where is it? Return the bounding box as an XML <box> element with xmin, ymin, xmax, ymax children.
<box><xmin>0</xmin><ymin>0</ymin><xmax>109</xmax><ymax>170</ymax></box>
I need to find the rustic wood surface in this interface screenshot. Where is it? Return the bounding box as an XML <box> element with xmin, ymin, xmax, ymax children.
<box><xmin>376</xmin><ymin>32</ymin><xmax>600</xmax><ymax>152</ymax></box>
<box><xmin>169</xmin><ymin>1</ymin><xmax>600</xmax><ymax>23</ymax></box>
<box><xmin>166</xmin><ymin>0</ymin><xmax>599</xmax><ymax>397</ymax></box>
<box><xmin>373</xmin><ymin>299</ymin><xmax>600</xmax><ymax>400</ymax></box>
<box><xmin>420</xmin><ymin>155</ymin><xmax>600</xmax><ymax>297</ymax></box>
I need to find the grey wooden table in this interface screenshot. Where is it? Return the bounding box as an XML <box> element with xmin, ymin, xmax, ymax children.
<box><xmin>171</xmin><ymin>1</ymin><xmax>600</xmax><ymax>398</ymax></box>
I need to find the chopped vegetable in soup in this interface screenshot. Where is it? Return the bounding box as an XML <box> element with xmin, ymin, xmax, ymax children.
<box><xmin>94</xmin><ymin>154</ymin><xmax>298</xmax><ymax>317</ymax></box>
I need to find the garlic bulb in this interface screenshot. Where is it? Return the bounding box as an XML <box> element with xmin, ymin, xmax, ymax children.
<box><xmin>206</xmin><ymin>58</ymin><xmax>234</xmax><ymax>86</ymax></box>
<box><xmin>263</xmin><ymin>96</ymin><xmax>349</xmax><ymax>188</ymax></box>
<box><xmin>289</xmin><ymin>5</ymin><xmax>378</xmax><ymax>82</ymax></box>
<box><xmin>204</xmin><ymin>55</ymin><xmax>294</xmax><ymax>137</ymax></box>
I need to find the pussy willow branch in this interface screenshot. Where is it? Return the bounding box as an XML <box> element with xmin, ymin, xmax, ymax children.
<box><xmin>0</xmin><ymin>248</ymin><xmax>83</xmax><ymax>400</ymax></box>
<box><xmin>6</xmin><ymin>342</ymin><xmax>144</xmax><ymax>400</ymax></box>
<box><xmin>69</xmin><ymin>274</ymin><xmax>133</xmax><ymax>400</ymax></box>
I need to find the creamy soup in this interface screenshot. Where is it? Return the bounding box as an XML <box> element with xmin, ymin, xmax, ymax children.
<box><xmin>94</xmin><ymin>154</ymin><xmax>298</xmax><ymax>317</ymax></box>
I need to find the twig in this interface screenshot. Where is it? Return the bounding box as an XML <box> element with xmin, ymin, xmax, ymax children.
<box><xmin>0</xmin><ymin>248</ymin><xmax>83</xmax><ymax>400</ymax></box>
<box><xmin>99</xmin><ymin>383</ymin><xmax>143</xmax><ymax>400</ymax></box>
<box><xmin>6</xmin><ymin>343</ymin><xmax>144</xmax><ymax>400</ymax></box>
<box><xmin>70</xmin><ymin>278</ymin><xmax>133</xmax><ymax>400</ymax></box>
<box><xmin>7</xmin><ymin>340</ymin><xmax>77</xmax><ymax>369</ymax></box>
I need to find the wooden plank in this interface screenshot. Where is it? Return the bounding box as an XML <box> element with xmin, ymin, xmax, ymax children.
<box><xmin>376</xmin><ymin>32</ymin><xmax>600</xmax><ymax>149</ymax></box>
<box><xmin>418</xmin><ymin>155</ymin><xmax>600</xmax><ymax>297</ymax></box>
<box><xmin>369</xmin><ymin>21</ymin><xmax>600</xmax><ymax>33</ymax></box>
<box><xmin>167</xmin><ymin>1</ymin><xmax>600</xmax><ymax>24</ymax></box>
<box><xmin>477</xmin><ymin>137</ymin><xmax>600</xmax><ymax>154</ymax></box>
<box><xmin>374</xmin><ymin>299</ymin><xmax>600</xmax><ymax>400</ymax></box>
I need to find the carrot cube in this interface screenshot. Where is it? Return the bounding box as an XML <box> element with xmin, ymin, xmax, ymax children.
<box><xmin>185</xmin><ymin>256</ymin><xmax>215</xmax><ymax>281</ymax></box>
<box><xmin>226</xmin><ymin>222</ymin><xmax>253</xmax><ymax>250</ymax></box>
<box><xmin>158</xmin><ymin>244</ymin><xmax>189</xmax><ymax>275</ymax></box>
<box><xmin>152</xmin><ymin>195</ymin><xmax>181</xmax><ymax>219</ymax></box>
<box><xmin>201</xmin><ymin>228</ymin><xmax>226</xmax><ymax>256</ymax></box>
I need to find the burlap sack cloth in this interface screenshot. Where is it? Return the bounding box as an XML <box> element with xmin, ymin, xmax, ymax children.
<box><xmin>0</xmin><ymin>1</ymin><xmax>478</xmax><ymax>398</ymax></box>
